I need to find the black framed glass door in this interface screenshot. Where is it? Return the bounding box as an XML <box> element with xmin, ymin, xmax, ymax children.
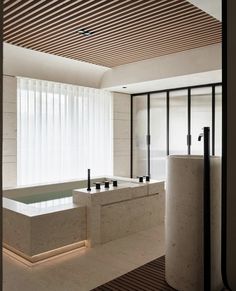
<box><xmin>131</xmin><ymin>83</ymin><xmax>222</xmax><ymax>180</ymax></box>
<box><xmin>191</xmin><ymin>86</ymin><xmax>213</xmax><ymax>155</ymax></box>
<box><xmin>169</xmin><ymin>89</ymin><xmax>188</xmax><ymax>155</ymax></box>
<box><xmin>150</xmin><ymin>92</ymin><xmax>167</xmax><ymax>180</ymax></box>
<box><xmin>132</xmin><ymin>94</ymin><xmax>148</xmax><ymax>178</ymax></box>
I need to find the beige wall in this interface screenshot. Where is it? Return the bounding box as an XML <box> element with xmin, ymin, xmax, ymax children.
<box><xmin>113</xmin><ymin>92</ymin><xmax>131</xmax><ymax>177</ymax></box>
<box><xmin>101</xmin><ymin>44</ymin><xmax>222</xmax><ymax>89</ymax></box>
<box><xmin>3</xmin><ymin>43</ymin><xmax>110</xmax><ymax>88</ymax></box>
<box><xmin>3</xmin><ymin>75</ymin><xmax>17</xmax><ymax>188</ymax></box>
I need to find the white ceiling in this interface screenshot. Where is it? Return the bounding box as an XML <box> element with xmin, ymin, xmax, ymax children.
<box><xmin>187</xmin><ymin>0</ymin><xmax>221</xmax><ymax>21</ymax></box>
<box><xmin>107</xmin><ymin>70</ymin><xmax>222</xmax><ymax>94</ymax></box>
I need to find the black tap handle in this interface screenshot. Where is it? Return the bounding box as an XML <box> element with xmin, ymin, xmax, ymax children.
<box><xmin>112</xmin><ymin>180</ymin><xmax>118</xmax><ymax>187</ymax></box>
<box><xmin>104</xmin><ymin>181</ymin><xmax>110</xmax><ymax>188</ymax></box>
<box><xmin>137</xmin><ymin>176</ymin><xmax>143</xmax><ymax>182</ymax></box>
<box><xmin>95</xmin><ymin>182</ymin><xmax>101</xmax><ymax>190</ymax></box>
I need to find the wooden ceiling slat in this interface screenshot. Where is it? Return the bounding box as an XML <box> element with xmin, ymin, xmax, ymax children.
<box><xmin>4</xmin><ymin>0</ymin><xmax>172</xmax><ymax>43</ymax></box>
<box><xmin>4</xmin><ymin>0</ymin><xmax>67</xmax><ymax>24</ymax></box>
<box><xmin>3</xmin><ymin>0</ymin><xmax>133</xmax><ymax>37</ymax></box>
<box><xmin>4</xmin><ymin>0</ymin><xmax>59</xmax><ymax>25</ymax></box>
<box><xmin>3</xmin><ymin>0</ymin><xmax>22</xmax><ymax>11</ymax></box>
<box><xmin>7</xmin><ymin>2</ymin><xmax>201</xmax><ymax>48</ymax></box>
<box><xmin>39</xmin><ymin>19</ymin><xmax>221</xmax><ymax>56</ymax></box>
<box><xmin>4</xmin><ymin>0</ymin><xmax>106</xmax><ymax>31</ymax></box>
<box><xmin>4</xmin><ymin>0</ymin><xmax>85</xmax><ymax>31</ymax></box>
<box><xmin>60</xmin><ymin>34</ymin><xmax>221</xmax><ymax>58</ymax></box>
<box><xmin>60</xmin><ymin>21</ymin><xmax>221</xmax><ymax>54</ymax></box>
<box><xmin>67</xmin><ymin>13</ymin><xmax>218</xmax><ymax>49</ymax></box>
<box><xmin>4</xmin><ymin>0</ymin><xmax>152</xmax><ymax>35</ymax></box>
<box><xmin>3</xmin><ymin>0</ymin><xmax>222</xmax><ymax>68</ymax></box>
<box><xmin>53</xmin><ymin>38</ymin><xmax>222</xmax><ymax>66</ymax></box>
<box><xmin>65</xmin><ymin>38</ymin><xmax>221</xmax><ymax>67</ymax></box>
<box><xmin>19</xmin><ymin>2</ymin><xmax>198</xmax><ymax>50</ymax></box>
<box><xmin>18</xmin><ymin>2</ymin><xmax>195</xmax><ymax>49</ymax></box>
<box><xmin>26</xmin><ymin>11</ymin><xmax>213</xmax><ymax>53</ymax></box>
<box><xmin>4</xmin><ymin>0</ymin><xmax>36</xmax><ymax>15</ymax></box>
<box><xmin>60</xmin><ymin>40</ymin><xmax>221</xmax><ymax>67</ymax></box>
<box><xmin>55</xmin><ymin>33</ymin><xmax>221</xmax><ymax>61</ymax></box>
<box><xmin>29</xmin><ymin>21</ymin><xmax>220</xmax><ymax>57</ymax></box>
<box><xmin>4</xmin><ymin>0</ymin><xmax>51</xmax><ymax>22</ymax></box>
<box><xmin>44</xmin><ymin>31</ymin><xmax>222</xmax><ymax>61</ymax></box>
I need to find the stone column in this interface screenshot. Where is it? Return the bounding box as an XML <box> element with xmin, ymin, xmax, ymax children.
<box><xmin>165</xmin><ymin>155</ymin><xmax>222</xmax><ymax>291</ymax></box>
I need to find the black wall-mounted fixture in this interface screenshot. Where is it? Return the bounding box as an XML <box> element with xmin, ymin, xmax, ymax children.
<box><xmin>198</xmin><ymin>127</ymin><xmax>211</xmax><ymax>291</ymax></box>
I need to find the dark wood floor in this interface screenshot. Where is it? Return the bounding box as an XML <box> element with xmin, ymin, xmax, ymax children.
<box><xmin>92</xmin><ymin>256</ymin><xmax>177</xmax><ymax>291</ymax></box>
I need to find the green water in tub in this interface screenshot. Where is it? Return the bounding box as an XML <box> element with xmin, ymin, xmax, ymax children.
<box><xmin>13</xmin><ymin>190</ymin><xmax>73</xmax><ymax>204</ymax></box>
<box><xmin>12</xmin><ymin>179</ymin><xmax>133</xmax><ymax>204</ymax></box>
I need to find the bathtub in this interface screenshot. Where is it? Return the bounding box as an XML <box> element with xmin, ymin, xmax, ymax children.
<box><xmin>3</xmin><ymin>176</ymin><xmax>165</xmax><ymax>264</ymax></box>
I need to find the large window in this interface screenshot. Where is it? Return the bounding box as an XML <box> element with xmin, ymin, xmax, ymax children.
<box><xmin>17</xmin><ymin>78</ymin><xmax>113</xmax><ymax>185</ymax></box>
<box><xmin>131</xmin><ymin>83</ymin><xmax>222</xmax><ymax>180</ymax></box>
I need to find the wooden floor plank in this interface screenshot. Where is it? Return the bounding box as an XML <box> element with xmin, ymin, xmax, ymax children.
<box><xmin>92</xmin><ymin>256</ymin><xmax>177</xmax><ymax>291</ymax></box>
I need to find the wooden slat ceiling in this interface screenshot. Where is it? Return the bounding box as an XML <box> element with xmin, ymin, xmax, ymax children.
<box><xmin>3</xmin><ymin>0</ymin><xmax>222</xmax><ymax>68</ymax></box>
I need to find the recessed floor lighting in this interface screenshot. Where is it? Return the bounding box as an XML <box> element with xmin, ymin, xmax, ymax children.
<box><xmin>77</xmin><ymin>28</ymin><xmax>94</xmax><ymax>37</ymax></box>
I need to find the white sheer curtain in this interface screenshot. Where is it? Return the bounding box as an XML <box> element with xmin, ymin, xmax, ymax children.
<box><xmin>17</xmin><ymin>77</ymin><xmax>113</xmax><ymax>186</ymax></box>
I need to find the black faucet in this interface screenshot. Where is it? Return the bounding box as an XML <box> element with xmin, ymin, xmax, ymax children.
<box><xmin>198</xmin><ymin>127</ymin><xmax>211</xmax><ymax>291</ymax></box>
<box><xmin>87</xmin><ymin>169</ymin><xmax>91</xmax><ymax>191</ymax></box>
<box><xmin>198</xmin><ymin>133</ymin><xmax>203</xmax><ymax>141</ymax></box>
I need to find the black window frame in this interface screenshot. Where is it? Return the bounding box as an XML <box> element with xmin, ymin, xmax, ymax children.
<box><xmin>130</xmin><ymin>82</ymin><xmax>222</xmax><ymax>178</ymax></box>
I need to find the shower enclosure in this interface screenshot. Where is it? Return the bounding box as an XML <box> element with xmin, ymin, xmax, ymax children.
<box><xmin>131</xmin><ymin>83</ymin><xmax>222</xmax><ymax>180</ymax></box>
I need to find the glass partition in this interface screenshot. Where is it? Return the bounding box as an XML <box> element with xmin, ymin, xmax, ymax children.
<box><xmin>191</xmin><ymin>87</ymin><xmax>212</xmax><ymax>155</ymax></box>
<box><xmin>132</xmin><ymin>95</ymin><xmax>148</xmax><ymax>177</ymax></box>
<box><xmin>150</xmin><ymin>92</ymin><xmax>167</xmax><ymax>180</ymax></box>
<box><xmin>169</xmin><ymin>90</ymin><xmax>188</xmax><ymax>155</ymax></box>
<box><xmin>131</xmin><ymin>84</ymin><xmax>222</xmax><ymax>179</ymax></box>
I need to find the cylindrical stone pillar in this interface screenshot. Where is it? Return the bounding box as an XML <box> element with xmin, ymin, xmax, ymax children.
<box><xmin>165</xmin><ymin>155</ymin><xmax>222</xmax><ymax>291</ymax></box>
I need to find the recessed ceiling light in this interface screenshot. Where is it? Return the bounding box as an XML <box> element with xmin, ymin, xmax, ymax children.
<box><xmin>77</xmin><ymin>28</ymin><xmax>94</xmax><ymax>37</ymax></box>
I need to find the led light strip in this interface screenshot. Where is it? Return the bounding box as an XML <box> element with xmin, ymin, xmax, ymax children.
<box><xmin>3</xmin><ymin>240</ymin><xmax>86</xmax><ymax>267</ymax></box>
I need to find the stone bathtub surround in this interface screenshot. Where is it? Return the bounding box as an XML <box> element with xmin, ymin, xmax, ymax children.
<box><xmin>165</xmin><ymin>155</ymin><xmax>222</xmax><ymax>291</ymax></box>
<box><xmin>73</xmin><ymin>180</ymin><xmax>165</xmax><ymax>247</ymax></box>
<box><xmin>3</xmin><ymin>197</ymin><xmax>86</xmax><ymax>261</ymax></box>
<box><xmin>3</xmin><ymin>176</ymin><xmax>165</xmax><ymax>262</ymax></box>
